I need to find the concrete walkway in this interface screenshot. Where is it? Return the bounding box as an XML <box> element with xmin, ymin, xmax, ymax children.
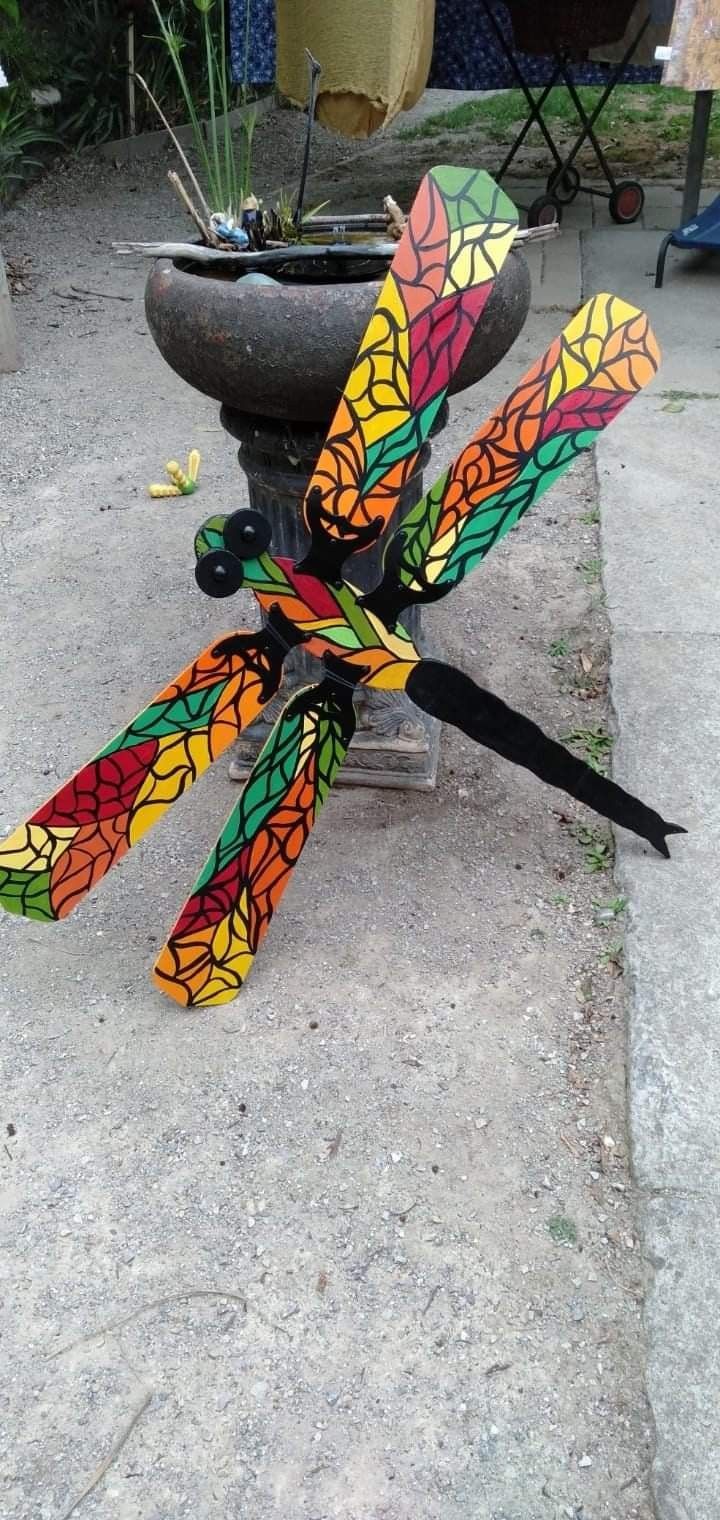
<box><xmin>1</xmin><ymin>102</ymin><xmax>718</xmax><ymax>1514</ymax></box>
<box><xmin>586</xmin><ymin>229</ymin><xmax>720</xmax><ymax>1519</ymax></box>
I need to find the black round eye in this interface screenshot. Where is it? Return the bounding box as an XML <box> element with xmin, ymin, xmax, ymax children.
<box><xmin>195</xmin><ymin>548</ymin><xmax>245</xmax><ymax>598</ymax></box>
<box><xmin>223</xmin><ymin>509</ymin><xmax>272</xmax><ymax>560</ymax></box>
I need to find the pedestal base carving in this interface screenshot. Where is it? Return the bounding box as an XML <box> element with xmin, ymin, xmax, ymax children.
<box><xmin>222</xmin><ymin>405</ymin><xmax>446</xmax><ymax>790</ymax></box>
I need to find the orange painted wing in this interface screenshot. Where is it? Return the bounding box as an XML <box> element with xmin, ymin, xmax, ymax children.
<box><xmin>0</xmin><ymin>633</ymin><xmax>284</xmax><ymax>923</ymax></box>
<box><xmin>153</xmin><ymin>673</ymin><xmax>355</xmax><ymax>1006</ymax></box>
<box><xmin>303</xmin><ymin>166</ymin><xmax>518</xmax><ymax>544</ymax></box>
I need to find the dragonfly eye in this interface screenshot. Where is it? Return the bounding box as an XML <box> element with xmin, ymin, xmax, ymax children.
<box><xmin>223</xmin><ymin>509</ymin><xmax>272</xmax><ymax>560</ymax></box>
<box><xmin>195</xmin><ymin>548</ymin><xmax>245</xmax><ymax>598</ymax></box>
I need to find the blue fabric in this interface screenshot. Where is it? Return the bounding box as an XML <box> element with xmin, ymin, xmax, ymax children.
<box><xmin>429</xmin><ymin>0</ymin><xmax>661</xmax><ymax>88</ymax></box>
<box><xmin>229</xmin><ymin>0</ymin><xmax>275</xmax><ymax>87</ymax></box>
<box><xmin>228</xmin><ymin>0</ymin><xmax>661</xmax><ymax>89</ymax></box>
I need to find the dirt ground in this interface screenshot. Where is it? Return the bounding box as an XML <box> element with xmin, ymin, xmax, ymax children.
<box><xmin>1</xmin><ymin>104</ymin><xmax>654</xmax><ymax>1519</ymax></box>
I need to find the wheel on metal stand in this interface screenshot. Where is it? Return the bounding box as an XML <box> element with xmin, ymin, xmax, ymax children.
<box><xmin>547</xmin><ymin>166</ymin><xmax>580</xmax><ymax>205</ymax></box>
<box><xmin>527</xmin><ymin>193</ymin><xmax>562</xmax><ymax>228</ymax></box>
<box><xmin>609</xmin><ymin>180</ymin><xmax>644</xmax><ymax>225</ymax></box>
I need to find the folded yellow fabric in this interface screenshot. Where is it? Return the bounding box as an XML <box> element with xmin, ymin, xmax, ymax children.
<box><xmin>276</xmin><ymin>0</ymin><xmax>435</xmax><ymax>138</ymax></box>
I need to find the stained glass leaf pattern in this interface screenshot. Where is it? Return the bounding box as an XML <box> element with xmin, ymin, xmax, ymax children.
<box><xmin>391</xmin><ymin>294</ymin><xmax>660</xmax><ymax>594</ymax></box>
<box><xmin>304</xmin><ymin>166</ymin><xmax>518</xmax><ymax>540</ymax></box>
<box><xmin>0</xmin><ymin>634</ymin><xmax>284</xmax><ymax>923</ymax></box>
<box><xmin>153</xmin><ymin>678</ymin><xmax>356</xmax><ymax>1007</ymax></box>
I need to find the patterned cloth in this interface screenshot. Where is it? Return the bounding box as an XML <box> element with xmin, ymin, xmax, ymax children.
<box><xmin>229</xmin><ymin>0</ymin><xmax>276</xmax><ymax>87</ymax></box>
<box><xmin>428</xmin><ymin>0</ymin><xmax>661</xmax><ymax>88</ymax></box>
<box><xmin>228</xmin><ymin>0</ymin><xmax>661</xmax><ymax>89</ymax></box>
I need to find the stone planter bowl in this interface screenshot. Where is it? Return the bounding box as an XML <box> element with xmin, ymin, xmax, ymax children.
<box><xmin>145</xmin><ymin>247</ymin><xmax>531</xmax><ymax>424</ymax></box>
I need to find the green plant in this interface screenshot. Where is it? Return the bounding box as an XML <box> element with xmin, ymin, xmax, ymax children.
<box><xmin>0</xmin><ymin>0</ymin><xmax>19</xmax><ymax>21</ymax></box>
<box><xmin>0</xmin><ymin>15</ymin><xmax>61</xmax><ymax>90</ymax></box>
<box><xmin>548</xmin><ymin>634</ymin><xmax>569</xmax><ymax>659</ymax></box>
<box><xmin>600</xmin><ymin>940</ymin><xmax>624</xmax><ymax>975</ymax></box>
<box><xmin>580</xmin><ymin>557</ymin><xmax>602</xmax><ymax>585</ymax></box>
<box><xmin>571</xmin><ymin>822</ymin><xmax>614</xmax><ymax>874</ymax></box>
<box><xmin>580</xmin><ymin>504</ymin><xmax>600</xmax><ymax>525</ymax></box>
<box><xmin>139</xmin><ymin>1</ymin><xmax>209</xmax><ymax>124</ymax></box>
<box><xmin>57</xmin><ymin>0</ymin><xmax>128</xmax><ymax>146</ymax></box>
<box><xmin>0</xmin><ymin>85</ymin><xmax>61</xmax><ymax>204</ymax></box>
<box><xmin>563</xmin><ymin>725</ymin><xmax>613</xmax><ymax>773</ymax></box>
<box><xmin>593</xmin><ymin>895</ymin><xmax>627</xmax><ymax>920</ymax></box>
<box><xmin>149</xmin><ymin>0</ymin><xmax>254</xmax><ymax>218</ymax></box>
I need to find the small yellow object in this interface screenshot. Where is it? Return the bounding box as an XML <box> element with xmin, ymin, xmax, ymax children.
<box><xmin>149</xmin><ymin>482</ymin><xmax>182</xmax><ymax>498</ymax></box>
<box><xmin>148</xmin><ymin>449</ymin><xmax>201</xmax><ymax>499</ymax></box>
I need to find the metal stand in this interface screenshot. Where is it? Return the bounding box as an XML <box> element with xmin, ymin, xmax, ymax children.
<box><xmin>221</xmin><ymin>404</ymin><xmax>446</xmax><ymax>790</ymax></box>
<box><xmin>681</xmin><ymin>89</ymin><xmax>714</xmax><ymax>224</ymax></box>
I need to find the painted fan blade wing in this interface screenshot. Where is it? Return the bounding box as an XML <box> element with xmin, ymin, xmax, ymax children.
<box><xmin>304</xmin><ymin>166</ymin><xmax>518</xmax><ymax>544</ymax></box>
<box><xmin>407</xmin><ymin>660</ymin><xmax>685</xmax><ymax>858</ymax></box>
<box><xmin>153</xmin><ymin>671</ymin><xmax>356</xmax><ymax>1007</ymax></box>
<box><xmin>390</xmin><ymin>294</ymin><xmax>660</xmax><ymax>599</ymax></box>
<box><xmin>0</xmin><ymin>632</ymin><xmax>285</xmax><ymax>924</ymax></box>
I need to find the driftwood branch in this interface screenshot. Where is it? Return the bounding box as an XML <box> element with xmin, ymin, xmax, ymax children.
<box><xmin>113</xmin><ymin>222</ymin><xmax>559</xmax><ymax>270</ymax></box>
<box><xmin>112</xmin><ymin>239</ymin><xmax>399</xmax><ymax>267</ymax></box>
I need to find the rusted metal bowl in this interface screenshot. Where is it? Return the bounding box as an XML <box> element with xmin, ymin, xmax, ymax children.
<box><xmin>144</xmin><ymin>248</ymin><xmax>531</xmax><ymax>423</ymax></box>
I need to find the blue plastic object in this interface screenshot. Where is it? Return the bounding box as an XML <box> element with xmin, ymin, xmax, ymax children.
<box><xmin>656</xmin><ymin>198</ymin><xmax>720</xmax><ymax>288</ymax></box>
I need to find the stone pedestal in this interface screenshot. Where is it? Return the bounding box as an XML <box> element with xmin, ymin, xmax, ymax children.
<box><xmin>221</xmin><ymin>403</ymin><xmax>446</xmax><ymax>789</ymax></box>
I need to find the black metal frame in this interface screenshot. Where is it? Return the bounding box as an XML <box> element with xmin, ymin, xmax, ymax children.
<box><xmin>479</xmin><ymin>0</ymin><xmax>650</xmax><ymax>216</ymax></box>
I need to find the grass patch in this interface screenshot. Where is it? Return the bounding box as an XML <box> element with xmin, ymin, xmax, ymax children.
<box><xmin>548</xmin><ymin>634</ymin><xmax>570</xmax><ymax>659</ymax></box>
<box><xmin>398</xmin><ymin>86</ymin><xmax>720</xmax><ymax>169</ymax></box>
<box><xmin>580</xmin><ymin>504</ymin><xmax>600</xmax><ymax>526</ymax></box>
<box><xmin>548</xmin><ymin>1214</ymin><xmax>578</xmax><ymax>1246</ymax></box>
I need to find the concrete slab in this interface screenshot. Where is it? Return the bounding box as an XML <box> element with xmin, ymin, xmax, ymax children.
<box><xmin>610</xmin><ymin>634</ymin><xmax>720</xmax><ymax>1189</ymax></box>
<box><xmin>523</xmin><ymin>230</ymin><xmax>582</xmax><ymax>311</ymax></box>
<box><xmin>591</xmin><ymin>214</ymin><xmax>720</xmax><ymax>1516</ymax></box>
<box><xmin>584</xmin><ymin>230</ymin><xmax>720</xmax><ymax>392</ymax></box>
<box><xmin>0</xmin><ymin>113</ymin><xmax>657</xmax><ymax>1520</ymax></box>
<box><xmin>642</xmin><ymin>1195</ymin><xmax>720</xmax><ymax>1519</ymax></box>
<box><xmin>599</xmin><ymin>400</ymin><xmax>720</xmax><ymax>635</ymax></box>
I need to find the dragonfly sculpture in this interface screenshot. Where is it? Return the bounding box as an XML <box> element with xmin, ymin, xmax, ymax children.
<box><xmin>0</xmin><ymin>167</ymin><xmax>684</xmax><ymax>1007</ymax></box>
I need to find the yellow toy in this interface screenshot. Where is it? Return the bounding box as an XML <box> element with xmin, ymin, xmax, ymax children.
<box><xmin>149</xmin><ymin>449</ymin><xmax>201</xmax><ymax>498</ymax></box>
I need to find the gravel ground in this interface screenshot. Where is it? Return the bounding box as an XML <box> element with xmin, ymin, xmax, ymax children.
<box><xmin>1</xmin><ymin>104</ymin><xmax>654</xmax><ymax>1519</ymax></box>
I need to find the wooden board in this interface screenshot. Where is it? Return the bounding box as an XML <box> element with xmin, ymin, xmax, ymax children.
<box><xmin>664</xmin><ymin>0</ymin><xmax>720</xmax><ymax>89</ymax></box>
<box><xmin>0</xmin><ymin>249</ymin><xmax>19</xmax><ymax>373</ymax></box>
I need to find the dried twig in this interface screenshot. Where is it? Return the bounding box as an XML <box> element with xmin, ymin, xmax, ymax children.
<box><xmin>47</xmin><ymin>1289</ymin><xmax>247</xmax><ymax>1360</ymax></box>
<box><xmin>70</xmin><ymin>286</ymin><xmax>134</xmax><ymax>302</ymax></box>
<box><xmin>325</xmin><ymin>1129</ymin><xmax>344</xmax><ymax>1159</ymax></box>
<box><xmin>132</xmin><ymin>71</ymin><xmax>216</xmax><ymax>236</ymax></box>
<box><xmin>167</xmin><ymin>169</ymin><xmax>212</xmax><ymax>244</ymax></box>
<box><xmin>52</xmin><ymin>289</ymin><xmax>93</xmax><ymax>302</ymax></box>
<box><xmin>59</xmin><ymin>1390</ymin><xmax>152</xmax><ymax>1520</ymax></box>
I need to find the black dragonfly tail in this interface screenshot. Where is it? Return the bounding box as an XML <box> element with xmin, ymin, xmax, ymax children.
<box><xmin>407</xmin><ymin>660</ymin><xmax>686</xmax><ymax>859</ymax></box>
